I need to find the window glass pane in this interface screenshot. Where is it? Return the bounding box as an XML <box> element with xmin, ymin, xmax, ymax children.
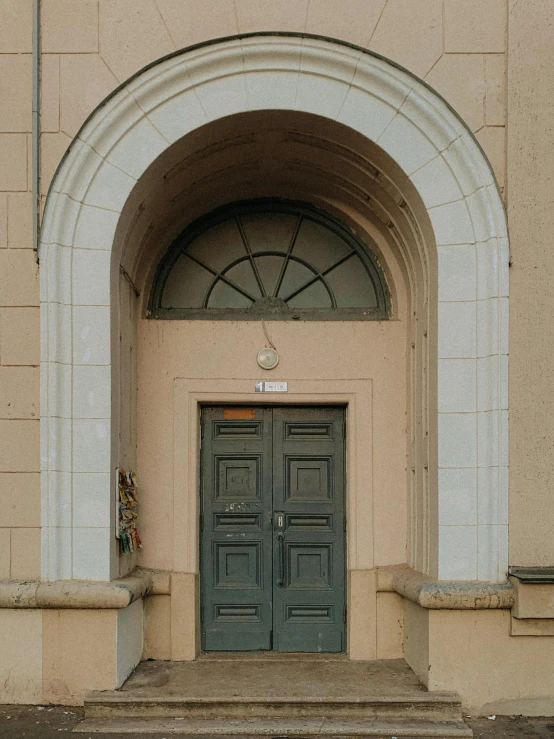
<box><xmin>326</xmin><ymin>256</ymin><xmax>378</xmax><ymax>308</ymax></box>
<box><xmin>224</xmin><ymin>260</ymin><xmax>262</xmax><ymax>300</ymax></box>
<box><xmin>287</xmin><ymin>280</ymin><xmax>332</xmax><ymax>309</ymax></box>
<box><xmin>161</xmin><ymin>254</ymin><xmax>212</xmax><ymax>308</ymax></box>
<box><xmin>187</xmin><ymin>220</ymin><xmax>245</xmax><ymax>272</ymax></box>
<box><xmin>208</xmin><ymin>280</ymin><xmax>252</xmax><ymax>309</ymax></box>
<box><xmin>240</xmin><ymin>213</ymin><xmax>300</xmax><ymax>255</ymax></box>
<box><xmin>278</xmin><ymin>259</ymin><xmax>317</xmax><ymax>301</ymax></box>
<box><xmin>254</xmin><ymin>255</ymin><xmax>286</xmax><ymax>298</ymax></box>
<box><xmin>293</xmin><ymin>219</ymin><xmax>352</xmax><ymax>272</ymax></box>
<box><xmin>153</xmin><ymin>203</ymin><xmax>388</xmax><ymax>318</ymax></box>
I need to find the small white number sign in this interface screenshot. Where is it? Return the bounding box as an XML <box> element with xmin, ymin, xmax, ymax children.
<box><xmin>255</xmin><ymin>381</ymin><xmax>288</xmax><ymax>393</ymax></box>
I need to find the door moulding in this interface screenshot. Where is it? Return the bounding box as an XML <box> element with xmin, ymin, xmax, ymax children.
<box><xmin>173</xmin><ymin>377</ymin><xmax>373</xmax><ymax>659</ymax></box>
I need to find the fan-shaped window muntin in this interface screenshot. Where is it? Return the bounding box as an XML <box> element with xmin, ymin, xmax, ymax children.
<box><xmin>150</xmin><ymin>201</ymin><xmax>390</xmax><ymax>320</ymax></box>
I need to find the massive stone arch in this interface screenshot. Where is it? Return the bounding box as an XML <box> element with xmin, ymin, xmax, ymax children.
<box><xmin>39</xmin><ymin>34</ymin><xmax>508</xmax><ymax>584</ymax></box>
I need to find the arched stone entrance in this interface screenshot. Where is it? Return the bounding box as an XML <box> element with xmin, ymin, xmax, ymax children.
<box><xmin>39</xmin><ymin>34</ymin><xmax>508</xmax><ymax>598</ymax></box>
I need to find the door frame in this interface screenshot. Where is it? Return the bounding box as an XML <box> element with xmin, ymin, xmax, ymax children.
<box><xmin>173</xmin><ymin>377</ymin><xmax>375</xmax><ymax>661</ymax></box>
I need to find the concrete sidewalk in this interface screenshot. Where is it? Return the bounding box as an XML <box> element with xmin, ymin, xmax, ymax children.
<box><xmin>1</xmin><ymin>706</ymin><xmax>554</xmax><ymax>738</ymax></box>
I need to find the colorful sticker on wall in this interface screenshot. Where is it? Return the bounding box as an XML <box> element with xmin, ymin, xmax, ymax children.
<box><xmin>117</xmin><ymin>468</ymin><xmax>142</xmax><ymax>554</ymax></box>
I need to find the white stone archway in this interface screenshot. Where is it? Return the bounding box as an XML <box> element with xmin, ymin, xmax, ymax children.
<box><xmin>39</xmin><ymin>34</ymin><xmax>508</xmax><ymax>584</ymax></box>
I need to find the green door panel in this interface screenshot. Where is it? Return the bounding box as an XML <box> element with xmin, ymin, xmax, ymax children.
<box><xmin>201</xmin><ymin>407</ymin><xmax>273</xmax><ymax>651</ymax></box>
<box><xmin>272</xmin><ymin>407</ymin><xmax>345</xmax><ymax>652</ymax></box>
<box><xmin>200</xmin><ymin>406</ymin><xmax>345</xmax><ymax>652</ymax></box>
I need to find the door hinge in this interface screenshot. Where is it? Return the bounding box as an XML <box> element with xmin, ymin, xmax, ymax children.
<box><xmin>343</xmin><ymin>516</ymin><xmax>347</xmax><ymax>533</ymax></box>
<box><xmin>200</xmin><ymin>604</ymin><xmax>204</xmax><ymax>622</ymax></box>
<box><xmin>199</xmin><ymin>513</ymin><xmax>204</xmax><ymax>531</ymax></box>
<box><xmin>344</xmin><ymin>606</ymin><xmax>347</xmax><ymax>623</ymax></box>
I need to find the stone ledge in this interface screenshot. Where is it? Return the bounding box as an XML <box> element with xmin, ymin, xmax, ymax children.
<box><xmin>377</xmin><ymin>564</ymin><xmax>515</xmax><ymax>610</ymax></box>
<box><xmin>143</xmin><ymin>567</ymin><xmax>171</xmax><ymax>595</ymax></box>
<box><xmin>0</xmin><ymin>565</ymin><xmax>516</xmax><ymax>610</ymax></box>
<box><xmin>0</xmin><ymin>570</ymin><xmax>153</xmax><ymax>609</ymax></box>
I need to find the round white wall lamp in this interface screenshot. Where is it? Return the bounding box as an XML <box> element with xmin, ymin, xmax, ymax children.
<box><xmin>257</xmin><ymin>347</ymin><xmax>279</xmax><ymax>370</ymax></box>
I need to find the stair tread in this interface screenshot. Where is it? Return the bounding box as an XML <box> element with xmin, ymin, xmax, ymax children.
<box><xmin>102</xmin><ymin>660</ymin><xmax>440</xmax><ymax>701</ymax></box>
<box><xmin>87</xmin><ymin>692</ymin><xmax>462</xmax><ymax>704</ymax></box>
<box><xmin>74</xmin><ymin>716</ymin><xmax>473</xmax><ymax>737</ymax></box>
<box><xmin>85</xmin><ymin>661</ymin><xmax>464</xmax><ymax>723</ymax></box>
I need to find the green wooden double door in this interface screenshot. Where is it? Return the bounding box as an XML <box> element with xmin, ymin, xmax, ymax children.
<box><xmin>200</xmin><ymin>406</ymin><xmax>346</xmax><ymax>652</ymax></box>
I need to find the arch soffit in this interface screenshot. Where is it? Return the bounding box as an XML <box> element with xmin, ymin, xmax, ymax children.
<box><xmin>38</xmin><ymin>34</ymin><xmax>509</xmax><ymax>584</ymax></box>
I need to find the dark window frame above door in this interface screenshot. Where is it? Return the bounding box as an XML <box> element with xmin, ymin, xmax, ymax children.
<box><xmin>148</xmin><ymin>199</ymin><xmax>391</xmax><ymax>321</ymax></box>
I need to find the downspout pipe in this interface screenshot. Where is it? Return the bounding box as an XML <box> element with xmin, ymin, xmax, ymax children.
<box><xmin>32</xmin><ymin>0</ymin><xmax>41</xmax><ymax>263</ymax></box>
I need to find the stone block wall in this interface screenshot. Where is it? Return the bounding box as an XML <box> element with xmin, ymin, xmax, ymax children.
<box><xmin>0</xmin><ymin>0</ymin><xmax>519</xmax><ymax>581</ymax></box>
<box><xmin>0</xmin><ymin>0</ymin><xmax>40</xmax><ymax>582</ymax></box>
<box><xmin>0</xmin><ymin>0</ymin><xmax>509</xmax><ymax>584</ymax></box>
<box><xmin>34</xmin><ymin>0</ymin><xmax>507</xmax><ymax>197</ymax></box>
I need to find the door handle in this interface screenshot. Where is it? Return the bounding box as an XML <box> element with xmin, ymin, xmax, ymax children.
<box><xmin>274</xmin><ymin>511</ymin><xmax>285</xmax><ymax>587</ymax></box>
<box><xmin>276</xmin><ymin>532</ymin><xmax>285</xmax><ymax>587</ymax></box>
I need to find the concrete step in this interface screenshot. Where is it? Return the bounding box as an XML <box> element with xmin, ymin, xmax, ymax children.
<box><xmin>83</xmin><ymin>659</ymin><xmax>470</xmax><ymax>737</ymax></box>
<box><xmin>73</xmin><ymin>716</ymin><xmax>473</xmax><ymax>737</ymax></box>
<box><xmin>85</xmin><ymin>659</ymin><xmax>464</xmax><ymax>722</ymax></box>
<box><xmin>84</xmin><ymin>692</ymin><xmax>464</xmax><ymax>720</ymax></box>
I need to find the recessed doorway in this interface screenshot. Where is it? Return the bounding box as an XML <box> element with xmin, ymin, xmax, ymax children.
<box><xmin>200</xmin><ymin>406</ymin><xmax>346</xmax><ymax>652</ymax></box>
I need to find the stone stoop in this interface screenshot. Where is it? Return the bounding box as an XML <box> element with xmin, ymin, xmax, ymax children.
<box><xmin>77</xmin><ymin>658</ymin><xmax>473</xmax><ymax>738</ymax></box>
<box><xmin>83</xmin><ymin>692</ymin><xmax>466</xmax><ymax>719</ymax></box>
<box><xmin>74</xmin><ymin>716</ymin><xmax>473</xmax><ymax>737</ymax></box>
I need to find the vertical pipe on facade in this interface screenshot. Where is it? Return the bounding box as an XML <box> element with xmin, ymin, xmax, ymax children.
<box><xmin>32</xmin><ymin>0</ymin><xmax>41</xmax><ymax>262</ymax></box>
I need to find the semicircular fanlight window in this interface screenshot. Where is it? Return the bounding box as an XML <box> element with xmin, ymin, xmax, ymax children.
<box><xmin>151</xmin><ymin>201</ymin><xmax>390</xmax><ymax>320</ymax></box>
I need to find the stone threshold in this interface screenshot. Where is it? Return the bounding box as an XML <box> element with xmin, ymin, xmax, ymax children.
<box><xmin>198</xmin><ymin>652</ymin><xmax>348</xmax><ymax>661</ymax></box>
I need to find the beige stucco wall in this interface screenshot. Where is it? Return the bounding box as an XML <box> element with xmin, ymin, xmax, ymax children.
<box><xmin>404</xmin><ymin>602</ymin><xmax>554</xmax><ymax>715</ymax></box>
<box><xmin>507</xmin><ymin>0</ymin><xmax>554</xmax><ymax>566</ymax></box>
<box><xmin>0</xmin><ymin>601</ymin><xmax>143</xmax><ymax>705</ymax></box>
<box><xmin>136</xmin><ymin>318</ymin><xmax>408</xmax><ymax>572</ymax></box>
<box><xmin>1</xmin><ymin>0</ymin><xmax>41</xmax><ymax>584</ymax></box>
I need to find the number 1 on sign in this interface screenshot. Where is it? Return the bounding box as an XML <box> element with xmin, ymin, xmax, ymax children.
<box><xmin>255</xmin><ymin>381</ymin><xmax>288</xmax><ymax>392</ymax></box>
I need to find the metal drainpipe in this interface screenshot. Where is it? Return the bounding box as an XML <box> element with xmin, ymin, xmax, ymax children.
<box><xmin>32</xmin><ymin>0</ymin><xmax>41</xmax><ymax>263</ymax></box>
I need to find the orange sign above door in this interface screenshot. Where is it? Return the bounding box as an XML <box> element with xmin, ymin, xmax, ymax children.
<box><xmin>223</xmin><ymin>408</ymin><xmax>256</xmax><ymax>420</ymax></box>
